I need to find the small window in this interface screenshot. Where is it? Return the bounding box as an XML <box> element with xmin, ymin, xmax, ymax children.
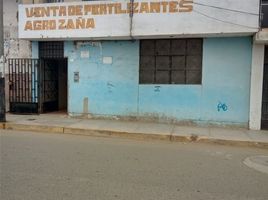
<box><xmin>139</xmin><ymin>39</ymin><xmax>203</xmax><ymax>84</ymax></box>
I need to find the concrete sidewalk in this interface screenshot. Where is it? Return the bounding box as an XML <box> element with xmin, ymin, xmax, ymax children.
<box><xmin>1</xmin><ymin>113</ymin><xmax>268</xmax><ymax>148</ymax></box>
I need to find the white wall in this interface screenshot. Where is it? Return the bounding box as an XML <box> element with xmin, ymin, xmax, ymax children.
<box><xmin>4</xmin><ymin>0</ymin><xmax>31</xmax><ymax>71</ymax></box>
<box><xmin>3</xmin><ymin>0</ymin><xmax>33</xmax><ymax>111</ymax></box>
<box><xmin>133</xmin><ymin>0</ymin><xmax>259</xmax><ymax>37</ymax></box>
<box><xmin>18</xmin><ymin>0</ymin><xmax>260</xmax><ymax>40</ymax></box>
<box><xmin>249</xmin><ymin>44</ymin><xmax>265</xmax><ymax>130</ymax></box>
<box><xmin>255</xmin><ymin>30</ymin><xmax>268</xmax><ymax>44</ymax></box>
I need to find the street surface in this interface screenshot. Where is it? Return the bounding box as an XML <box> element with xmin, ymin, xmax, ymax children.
<box><xmin>0</xmin><ymin>129</ymin><xmax>268</xmax><ymax>200</ymax></box>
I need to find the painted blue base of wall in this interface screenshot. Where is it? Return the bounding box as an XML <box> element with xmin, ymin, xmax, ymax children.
<box><xmin>64</xmin><ymin>37</ymin><xmax>252</xmax><ymax>127</ymax></box>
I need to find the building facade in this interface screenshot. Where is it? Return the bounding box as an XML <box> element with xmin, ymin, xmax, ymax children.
<box><xmin>2</xmin><ymin>0</ymin><xmax>268</xmax><ymax>130</ymax></box>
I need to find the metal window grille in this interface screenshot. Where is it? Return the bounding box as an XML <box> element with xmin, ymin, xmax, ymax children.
<box><xmin>39</xmin><ymin>42</ymin><xmax>64</xmax><ymax>59</ymax></box>
<box><xmin>8</xmin><ymin>59</ymin><xmax>40</xmax><ymax>113</ymax></box>
<box><xmin>139</xmin><ymin>39</ymin><xmax>203</xmax><ymax>84</ymax></box>
<box><xmin>262</xmin><ymin>2</ymin><xmax>268</xmax><ymax>28</ymax></box>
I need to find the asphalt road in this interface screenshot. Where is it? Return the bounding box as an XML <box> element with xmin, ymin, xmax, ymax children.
<box><xmin>0</xmin><ymin>129</ymin><xmax>268</xmax><ymax>200</ymax></box>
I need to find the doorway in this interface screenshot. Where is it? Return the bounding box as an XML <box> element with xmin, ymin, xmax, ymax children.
<box><xmin>41</xmin><ymin>58</ymin><xmax>67</xmax><ymax>113</ymax></box>
<box><xmin>261</xmin><ymin>45</ymin><xmax>268</xmax><ymax>129</ymax></box>
<box><xmin>39</xmin><ymin>41</ymin><xmax>67</xmax><ymax>113</ymax></box>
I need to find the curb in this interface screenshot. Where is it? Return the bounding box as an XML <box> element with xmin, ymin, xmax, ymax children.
<box><xmin>64</xmin><ymin>127</ymin><xmax>171</xmax><ymax>141</ymax></box>
<box><xmin>5</xmin><ymin>123</ymin><xmax>63</xmax><ymax>133</ymax></box>
<box><xmin>0</xmin><ymin>123</ymin><xmax>5</xmax><ymax>129</ymax></box>
<box><xmin>197</xmin><ymin>138</ymin><xmax>268</xmax><ymax>149</ymax></box>
<box><xmin>1</xmin><ymin>122</ymin><xmax>268</xmax><ymax>149</ymax></box>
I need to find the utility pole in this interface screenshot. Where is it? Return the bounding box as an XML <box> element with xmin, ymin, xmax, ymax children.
<box><xmin>0</xmin><ymin>0</ymin><xmax>6</xmax><ymax>122</ymax></box>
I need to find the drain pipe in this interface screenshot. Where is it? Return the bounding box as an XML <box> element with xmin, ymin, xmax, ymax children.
<box><xmin>129</xmin><ymin>0</ymin><xmax>134</xmax><ymax>40</ymax></box>
<box><xmin>0</xmin><ymin>0</ymin><xmax>3</xmax><ymax>75</ymax></box>
<box><xmin>0</xmin><ymin>0</ymin><xmax>6</xmax><ymax>122</ymax></box>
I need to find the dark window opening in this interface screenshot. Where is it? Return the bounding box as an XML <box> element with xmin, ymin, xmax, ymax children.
<box><xmin>39</xmin><ymin>41</ymin><xmax>64</xmax><ymax>59</ymax></box>
<box><xmin>139</xmin><ymin>39</ymin><xmax>203</xmax><ymax>84</ymax></box>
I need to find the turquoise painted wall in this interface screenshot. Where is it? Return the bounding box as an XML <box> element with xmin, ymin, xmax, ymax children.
<box><xmin>31</xmin><ymin>41</ymin><xmax>39</xmax><ymax>102</ymax></box>
<box><xmin>65</xmin><ymin>37</ymin><xmax>252</xmax><ymax>125</ymax></box>
<box><xmin>31</xmin><ymin>41</ymin><xmax>39</xmax><ymax>59</ymax></box>
<box><xmin>65</xmin><ymin>41</ymin><xmax>139</xmax><ymax>116</ymax></box>
<box><xmin>201</xmin><ymin>37</ymin><xmax>252</xmax><ymax>123</ymax></box>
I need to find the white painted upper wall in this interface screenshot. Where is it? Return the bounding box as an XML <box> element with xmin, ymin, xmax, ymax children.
<box><xmin>133</xmin><ymin>0</ymin><xmax>260</xmax><ymax>37</ymax></box>
<box><xmin>18</xmin><ymin>0</ymin><xmax>260</xmax><ymax>40</ymax></box>
<box><xmin>3</xmin><ymin>0</ymin><xmax>31</xmax><ymax>63</ymax></box>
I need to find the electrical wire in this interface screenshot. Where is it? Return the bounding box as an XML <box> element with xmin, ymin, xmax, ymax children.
<box><xmin>193</xmin><ymin>9</ymin><xmax>259</xmax><ymax>29</ymax></box>
<box><xmin>193</xmin><ymin>2</ymin><xmax>259</xmax><ymax>16</ymax></box>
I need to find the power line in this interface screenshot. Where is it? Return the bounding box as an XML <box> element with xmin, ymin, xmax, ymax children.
<box><xmin>193</xmin><ymin>9</ymin><xmax>259</xmax><ymax>30</ymax></box>
<box><xmin>193</xmin><ymin>2</ymin><xmax>259</xmax><ymax>16</ymax></box>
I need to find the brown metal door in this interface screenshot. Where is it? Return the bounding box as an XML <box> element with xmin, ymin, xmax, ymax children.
<box><xmin>41</xmin><ymin>59</ymin><xmax>59</xmax><ymax>112</ymax></box>
<box><xmin>8</xmin><ymin>59</ymin><xmax>41</xmax><ymax>114</ymax></box>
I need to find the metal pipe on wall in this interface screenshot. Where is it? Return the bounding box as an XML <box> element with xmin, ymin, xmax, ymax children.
<box><xmin>129</xmin><ymin>0</ymin><xmax>134</xmax><ymax>39</ymax></box>
<box><xmin>0</xmin><ymin>0</ymin><xmax>3</xmax><ymax>61</ymax></box>
<box><xmin>0</xmin><ymin>0</ymin><xmax>6</xmax><ymax>122</ymax></box>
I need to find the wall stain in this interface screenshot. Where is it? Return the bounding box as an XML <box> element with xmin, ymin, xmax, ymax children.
<box><xmin>107</xmin><ymin>82</ymin><xmax>115</xmax><ymax>93</ymax></box>
<box><xmin>154</xmin><ymin>86</ymin><xmax>161</xmax><ymax>92</ymax></box>
<box><xmin>83</xmin><ymin>97</ymin><xmax>89</xmax><ymax>114</ymax></box>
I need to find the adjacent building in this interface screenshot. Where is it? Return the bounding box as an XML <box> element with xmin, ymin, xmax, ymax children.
<box><xmin>1</xmin><ymin>0</ymin><xmax>268</xmax><ymax>130</ymax></box>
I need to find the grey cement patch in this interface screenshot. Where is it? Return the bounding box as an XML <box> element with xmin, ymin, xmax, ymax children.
<box><xmin>243</xmin><ymin>156</ymin><xmax>268</xmax><ymax>175</ymax></box>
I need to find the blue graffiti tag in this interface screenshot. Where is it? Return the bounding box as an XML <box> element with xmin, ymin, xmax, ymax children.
<box><xmin>107</xmin><ymin>82</ymin><xmax>115</xmax><ymax>93</ymax></box>
<box><xmin>217</xmin><ymin>102</ymin><xmax>228</xmax><ymax>112</ymax></box>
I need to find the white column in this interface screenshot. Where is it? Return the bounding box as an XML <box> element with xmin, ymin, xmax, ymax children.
<box><xmin>249</xmin><ymin>44</ymin><xmax>265</xmax><ymax>130</ymax></box>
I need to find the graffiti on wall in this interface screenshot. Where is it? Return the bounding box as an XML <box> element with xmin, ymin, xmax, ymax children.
<box><xmin>154</xmin><ymin>86</ymin><xmax>161</xmax><ymax>92</ymax></box>
<box><xmin>107</xmin><ymin>81</ymin><xmax>115</xmax><ymax>93</ymax></box>
<box><xmin>217</xmin><ymin>102</ymin><xmax>228</xmax><ymax>112</ymax></box>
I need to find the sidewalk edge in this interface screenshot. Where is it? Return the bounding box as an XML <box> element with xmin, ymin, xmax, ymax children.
<box><xmin>2</xmin><ymin>123</ymin><xmax>268</xmax><ymax>149</ymax></box>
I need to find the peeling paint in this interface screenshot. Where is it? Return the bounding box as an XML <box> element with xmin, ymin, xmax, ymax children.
<box><xmin>3</xmin><ymin>1</ymin><xmax>32</xmax><ymax>112</ymax></box>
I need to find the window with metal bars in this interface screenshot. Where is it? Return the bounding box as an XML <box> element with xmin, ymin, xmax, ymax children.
<box><xmin>39</xmin><ymin>42</ymin><xmax>64</xmax><ymax>59</ymax></box>
<box><xmin>139</xmin><ymin>39</ymin><xmax>203</xmax><ymax>84</ymax></box>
